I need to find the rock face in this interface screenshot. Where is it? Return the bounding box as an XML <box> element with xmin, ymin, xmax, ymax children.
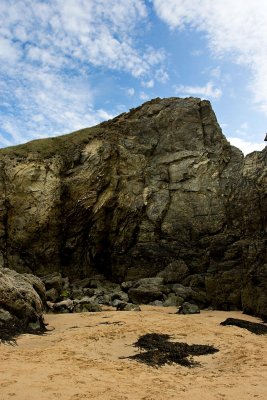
<box><xmin>0</xmin><ymin>268</ymin><xmax>46</xmax><ymax>328</ymax></box>
<box><xmin>0</xmin><ymin>97</ymin><xmax>266</xmax><ymax>318</ymax></box>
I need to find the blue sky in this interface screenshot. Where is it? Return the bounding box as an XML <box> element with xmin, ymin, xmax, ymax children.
<box><xmin>0</xmin><ymin>0</ymin><xmax>267</xmax><ymax>155</ymax></box>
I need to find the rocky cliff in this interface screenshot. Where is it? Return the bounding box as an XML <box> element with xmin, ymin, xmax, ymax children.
<box><xmin>0</xmin><ymin>97</ymin><xmax>266</xmax><ymax>318</ymax></box>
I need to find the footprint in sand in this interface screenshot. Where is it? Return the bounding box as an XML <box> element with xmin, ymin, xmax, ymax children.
<box><xmin>0</xmin><ymin>380</ymin><xmax>17</xmax><ymax>388</ymax></box>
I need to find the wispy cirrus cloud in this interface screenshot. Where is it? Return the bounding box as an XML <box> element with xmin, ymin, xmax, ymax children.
<box><xmin>152</xmin><ymin>0</ymin><xmax>267</xmax><ymax>114</ymax></box>
<box><xmin>0</xmin><ymin>0</ymin><xmax>167</xmax><ymax>147</ymax></box>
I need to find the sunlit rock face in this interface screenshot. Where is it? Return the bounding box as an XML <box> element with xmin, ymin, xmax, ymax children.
<box><xmin>0</xmin><ymin>97</ymin><xmax>266</xmax><ymax>318</ymax></box>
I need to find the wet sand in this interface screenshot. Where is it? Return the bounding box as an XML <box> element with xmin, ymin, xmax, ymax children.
<box><xmin>0</xmin><ymin>307</ymin><xmax>266</xmax><ymax>400</ymax></box>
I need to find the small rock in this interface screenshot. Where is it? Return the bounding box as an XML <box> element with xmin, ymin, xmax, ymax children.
<box><xmin>52</xmin><ymin>299</ymin><xmax>74</xmax><ymax>313</ymax></box>
<box><xmin>121</xmin><ymin>281</ymin><xmax>133</xmax><ymax>291</ymax></box>
<box><xmin>116</xmin><ymin>302</ymin><xmax>141</xmax><ymax>311</ymax></box>
<box><xmin>71</xmin><ymin>288</ymin><xmax>84</xmax><ymax>299</ymax></box>
<box><xmin>149</xmin><ymin>300</ymin><xmax>164</xmax><ymax>307</ymax></box>
<box><xmin>72</xmin><ymin>278</ymin><xmax>91</xmax><ymax>289</ymax></box>
<box><xmin>0</xmin><ymin>308</ymin><xmax>13</xmax><ymax>323</ymax></box>
<box><xmin>81</xmin><ymin>303</ymin><xmax>102</xmax><ymax>312</ymax></box>
<box><xmin>128</xmin><ymin>277</ymin><xmax>168</xmax><ymax>304</ymax></box>
<box><xmin>177</xmin><ymin>302</ymin><xmax>200</xmax><ymax>314</ymax></box>
<box><xmin>163</xmin><ymin>293</ymin><xmax>184</xmax><ymax>307</ymax></box>
<box><xmin>41</xmin><ymin>273</ymin><xmax>63</xmax><ymax>292</ymax></box>
<box><xmin>82</xmin><ymin>288</ymin><xmax>96</xmax><ymax>297</ymax></box>
<box><xmin>136</xmin><ymin>277</ymin><xmax>164</xmax><ymax>286</ymax></box>
<box><xmin>75</xmin><ymin>296</ymin><xmax>93</xmax><ymax>305</ymax></box>
<box><xmin>172</xmin><ymin>284</ymin><xmax>193</xmax><ymax>299</ymax></box>
<box><xmin>101</xmin><ymin>294</ymin><xmax>112</xmax><ymax>305</ymax></box>
<box><xmin>73</xmin><ymin>303</ymin><xmax>83</xmax><ymax>313</ymax></box>
<box><xmin>112</xmin><ymin>299</ymin><xmax>124</xmax><ymax>307</ymax></box>
<box><xmin>111</xmin><ymin>291</ymin><xmax>129</xmax><ymax>303</ymax></box>
<box><xmin>46</xmin><ymin>288</ymin><xmax>59</xmax><ymax>302</ymax></box>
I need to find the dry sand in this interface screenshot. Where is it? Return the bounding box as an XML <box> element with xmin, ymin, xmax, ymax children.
<box><xmin>0</xmin><ymin>307</ymin><xmax>266</xmax><ymax>400</ymax></box>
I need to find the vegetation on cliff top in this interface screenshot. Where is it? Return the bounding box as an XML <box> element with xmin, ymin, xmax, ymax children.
<box><xmin>0</xmin><ymin>125</ymin><xmax>102</xmax><ymax>160</ymax></box>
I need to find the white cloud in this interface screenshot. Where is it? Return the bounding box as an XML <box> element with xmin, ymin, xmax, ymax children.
<box><xmin>155</xmin><ymin>68</ymin><xmax>169</xmax><ymax>83</ymax></box>
<box><xmin>152</xmin><ymin>0</ymin><xmax>267</xmax><ymax>115</ymax></box>
<box><xmin>140</xmin><ymin>92</ymin><xmax>150</xmax><ymax>101</ymax></box>
<box><xmin>17</xmin><ymin>0</ymin><xmax>164</xmax><ymax>77</ymax></box>
<box><xmin>142</xmin><ymin>79</ymin><xmax>154</xmax><ymax>88</ymax></box>
<box><xmin>126</xmin><ymin>88</ymin><xmax>135</xmax><ymax>96</ymax></box>
<box><xmin>96</xmin><ymin>109</ymin><xmax>115</xmax><ymax>120</ymax></box>
<box><xmin>0</xmin><ymin>64</ymin><xmax>101</xmax><ymax>146</ymax></box>
<box><xmin>0</xmin><ymin>37</ymin><xmax>21</xmax><ymax>63</ymax></box>
<box><xmin>229</xmin><ymin>137</ymin><xmax>266</xmax><ymax>155</ymax></box>
<box><xmin>174</xmin><ymin>81</ymin><xmax>222</xmax><ymax>99</ymax></box>
<box><xmin>0</xmin><ymin>0</ymin><xmax>168</xmax><ymax>147</ymax></box>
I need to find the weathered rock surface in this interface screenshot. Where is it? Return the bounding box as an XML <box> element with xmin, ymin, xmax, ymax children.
<box><xmin>178</xmin><ymin>302</ymin><xmax>200</xmax><ymax>315</ymax></box>
<box><xmin>0</xmin><ymin>97</ymin><xmax>266</xmax><ymax>318</ymax></box>
<box><xmin>128</xmin><ymin>277</ymin><xmax>167</xmax><ymax>304</ymax></box>
<box><xmin>0</xmin><ymin>268</ymin><xmax>46</xmax><ymax>328</ymax></box>
<box><xmin>116</xmin><ymin>302</ymin><xmax>141</xmax><ymax>311</ymax></box>
<box><xmin>157</xmin><ymin>260</ymin><xmax>189</xmax><ymax>283</ymax></box>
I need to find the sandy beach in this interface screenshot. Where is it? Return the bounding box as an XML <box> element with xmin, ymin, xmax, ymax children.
<box><xmin>0</xmin><ymin>307</ymin><xmax>266</xmax><ymax>400</ymax></box>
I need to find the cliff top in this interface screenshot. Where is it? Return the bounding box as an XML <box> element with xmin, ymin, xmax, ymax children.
<box><xmin>0</xmin><ymin>97</ymin><xmax>214</xmax><ymax>160</ymax></box>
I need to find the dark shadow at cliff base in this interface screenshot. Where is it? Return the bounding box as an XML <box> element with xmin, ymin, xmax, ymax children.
<box><xmin>0</xmin><ymin>319</ymin><xmax>48</xmax><ymax>345</ymax></box>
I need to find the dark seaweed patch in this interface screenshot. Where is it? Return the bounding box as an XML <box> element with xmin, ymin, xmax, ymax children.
<box><xmin>125</xmin><ymin>333</ymin><xmax>219</xmax><ymax>367</ymax></box>
<box><xmin>220</xmin><ymin>318</ymin><xmax>267</xmax><ymax>335</ymax></box>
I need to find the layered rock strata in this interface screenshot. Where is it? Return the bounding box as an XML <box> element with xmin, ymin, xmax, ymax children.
<box><xmin>0</xmin><ymin>97</ymin><xmax>266</xmax><ymax>318</ymax></box>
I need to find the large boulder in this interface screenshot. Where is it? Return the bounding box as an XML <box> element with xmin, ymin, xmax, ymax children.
<box><xmin>128</xmin><ymin>277</ymin><xmax>167</xmax><ymax>304</ymax></box>
<box><xmin>0</xmin><ymin>268</ymin><xmax>46</xmax><ymax>328</ymax></box>
<box><xmin>157</xmin><ymin>260</ymin><xmax>189</xmax><ymax>284</ymax></box>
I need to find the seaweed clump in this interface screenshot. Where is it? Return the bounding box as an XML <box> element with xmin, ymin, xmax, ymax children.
<box><xmin>220</xmin><ymin>318</ymin><xmax>267</xmax><ymax>335</ymax></box>
<box><xmin>0</xmin><ymin>319</ymin><xmax>48</xmax><ymax>345</ymax></box>
<box><xmin>127</xmin><ymin>333</ymin><xmax>219</xmax><ymax>367</ymax></box>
